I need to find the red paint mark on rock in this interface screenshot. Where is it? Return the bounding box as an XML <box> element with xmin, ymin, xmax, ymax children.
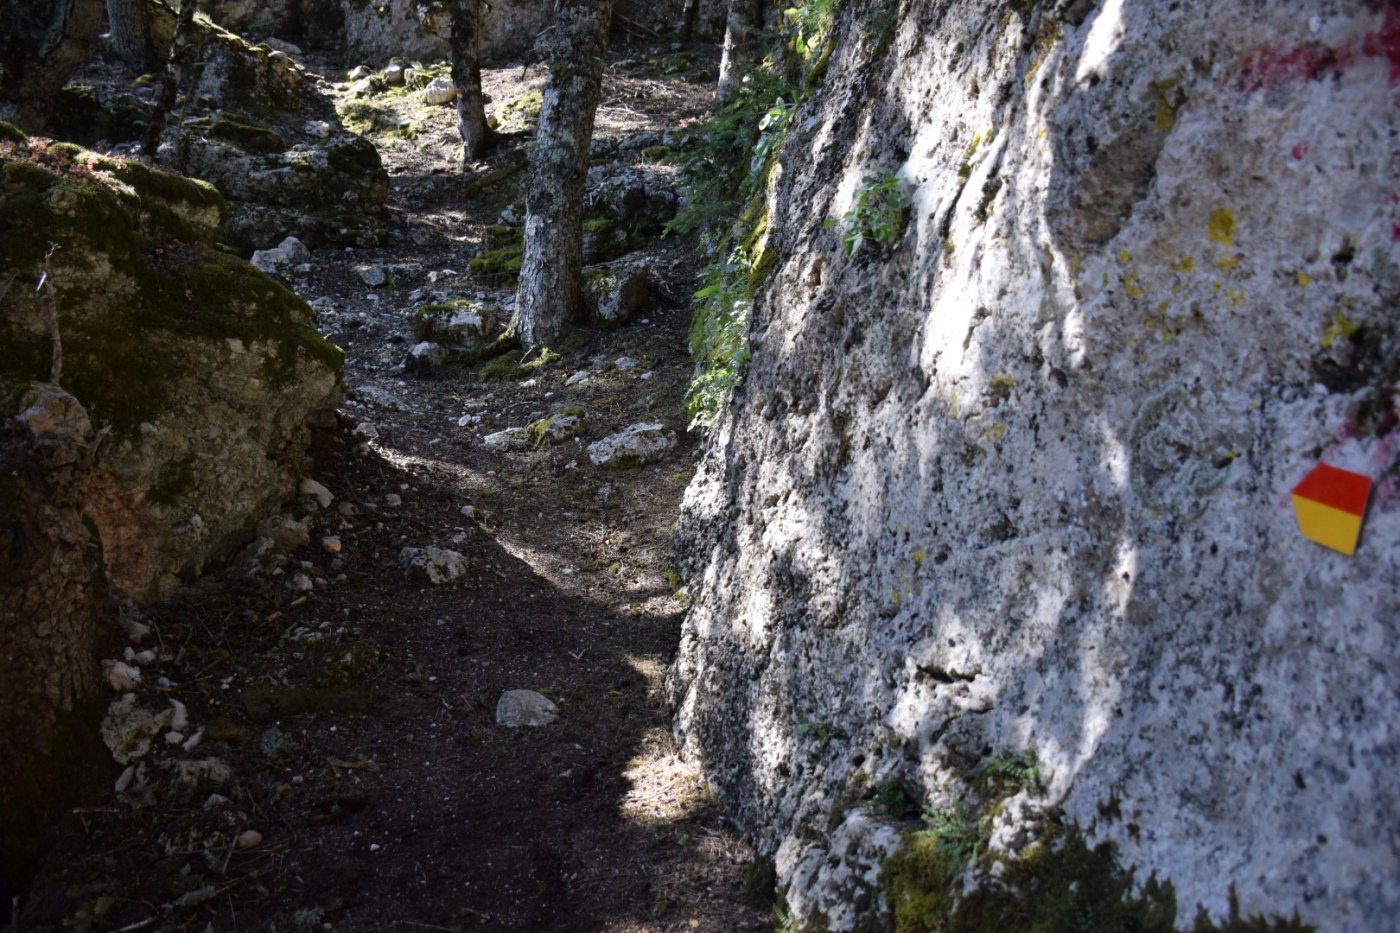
<box><xmin>1291</xmin><ymin>140</ymin><xmax>1311</xmax><ymax>160</ymax></box>
<box><xmin>1238</xmin><ymin>42</ymin><xmax>1352</xmax><ymax>92</ymax></box>
<box><xmin>1238</xmin><ymin>6</ymin><xmax>1400</xmax><ymax>92</ymax></box>
<box><xmin>1361</xmin><ymin>4</ymin><xmax>1400</xmax><ymax>85</ymax></box>
<box><xmin>1392</xmin><ymin>222</ymin><xmax>1400</xmax><ymax>242</ymax></box>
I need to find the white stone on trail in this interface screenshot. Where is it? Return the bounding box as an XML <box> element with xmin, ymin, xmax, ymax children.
<box><xmin>299</xmin><ymin>477</ymin><xmax>334</xmax><ymax>508</ymax></box>
<box><xmin>258</xmin><ymin>515</ymin><xmax>310</xmax><ymax>551</ymax></box>
<box><xmin>346</xmin><ymin>65</ymin><xmax>371</xmax><ymax>81</ymax></box>
<box><xmin>423</xmin><ymin>76</ymin><xmax>456</xmax><ymax>105</ymax></box>
<box><xmin>102</xmin><ymin>694</ymin><xmax>174</xmax><ymax>764</ymax></box>
<box><xmin>587</xmin><ymin>422</ymin><xmax>676</xmax><ymax>469</ymax></box>
<box><xmin>614</xmin><ymin>357</ymin><xmax>639</xmax><ymax>372</ymax></box>
<box><xmin>496</xmin><ymin>690</ymin><xmax>558</xmax><ymax>727</ymax></box>
<box><xmin>565</xmin><ymin>370</ymin><xmax>591</xmax><ymax>386</ymax></box>
<box><xmin>399</xmin><ymin>546</ymin><xmax>468</xmax><ymax>584</ymax></box>
<box><xmin>102</xmin><ymin>659</ymin><xmax>142</xmax><ymax>691</ymax></box>
<box><xmin>251</xmin><ymin>236</ymin><xmax>309</xmax><ymax>274</ymax></box>
<box><xmin>384</xmin><ymin>493</ymin><xmax>402</xmax><ymax>507</ymax></box>
<box><xmin>359</xmin><ymin>265</ymin><xmax>388</xmax><ymax>287</ymax></box>
<box><xmin>482</xmin><ymin>427</ymin><xmax>529</xmax><ymax>451</ymax></box>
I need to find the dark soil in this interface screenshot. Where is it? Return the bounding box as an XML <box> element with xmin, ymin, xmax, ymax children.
<box><xmin>13</xmin><ymin>33</ymin><xmax>769</xmax><ymax>933</ymax></box>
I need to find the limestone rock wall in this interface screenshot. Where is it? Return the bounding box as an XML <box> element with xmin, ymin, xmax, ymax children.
<box><xmin>669</xmin><ymin>1</ymin><xmax>1400</xmax><ymax>929</ymax></box>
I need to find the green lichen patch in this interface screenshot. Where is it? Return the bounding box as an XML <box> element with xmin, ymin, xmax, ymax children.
<box><xmin>492</xmin><ymin>88</ymin><xmax>543</xmax><ymax>132</ymax></box>
<box><xmin>0</xmin><ymin>120</ymin><xmax>26</xmax><ymax>143</ymax></box>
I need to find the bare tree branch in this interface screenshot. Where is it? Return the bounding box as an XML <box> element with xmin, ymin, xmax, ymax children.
<box><xmin>37</xmin><ymin>242</ymin><xmax>62</xmax><ymax>386</ymax></box>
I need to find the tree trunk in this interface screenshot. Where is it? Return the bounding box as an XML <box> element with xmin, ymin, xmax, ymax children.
<box><xmin>450</xmin><ymin>0</ymin><xmax>496</xmax><ymax>164</ymax></box>
<box><xmin>0</xmin><ymin>0</ymin><xmax>105</xmax><ymax>132</ymax></box>
<box><xmin>674</xmin><ymin>0</ymin><xmax>698</xmax><ymax>41</ymax></box>
<box><xmin>142</xmin><ymin>0</ymin><xmax>198</xmax><ymax>157</ymax></box>
<box><xmin>511</xmin><ymin>0</ymin><xmax>613</xmax><ymax>349</ymax></box>
<box><xmin>106</xmin><ymin>0</ymin><xmax>156</xmax><ymax>70</ymax></box>
<box><xmin>0</xmin><ymin>389</ymin><xmax>110</xmax><ymax>918</ymax></box>
<box><xmin>715</xmin><ymin>0</ymin><xmax>762</xmax><ymax>106</ymax></box>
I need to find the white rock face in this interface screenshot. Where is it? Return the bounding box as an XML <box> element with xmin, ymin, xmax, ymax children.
<box><xmin>495</xmin><ymin>690</ymin><xmax>558</xmax><ymax>727</ymax></box>
<box><xmin>587</xmin><ymin>422</ymin><xmax>676</xmax><ymax>468</ymax></box>
<box><xmin>669</xmin><ymin>2</ymin><xmax>1400</xmax><ymax>931</ymax></box>
<box><xmin>398</xmin><ymin>546</ymin><xmax>467</xmax><ymax>584</ymax></box>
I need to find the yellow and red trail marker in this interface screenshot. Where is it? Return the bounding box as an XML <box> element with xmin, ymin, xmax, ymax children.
<box><xmin>1290</xmin><ymin>463</ymin><xmax>1372</xmax><ymax>556</ymax></box>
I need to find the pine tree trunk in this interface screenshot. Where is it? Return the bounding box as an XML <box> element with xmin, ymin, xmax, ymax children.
<box><xmin>511</xmin><ymin>0</ymin><xmax>613</xmax><ymax>349</ymax></box>
<box><xmin>0</xmin><ymin>0</ymin><xmax>105</xmax><ymax>132</ymax></box>
<box><xmin>715</xmin><ymin>0</ymin><xmax>761</xmax><ymax>106</ymax></box>
<box><xmin>450</xmin><ymin>0</ymin><xmax>496</xmax><ymax>164</ymax></box>
<box><xmin>106</xmin><ymin>0</ymin><xmax>155</xmax><ymax>70</ymax></box>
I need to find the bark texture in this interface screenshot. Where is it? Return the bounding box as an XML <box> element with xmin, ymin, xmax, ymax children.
<box><xmin>511</xmin><ymin>0</ymin><xmax>613</xmax><ymax>349</ymax></box>
<box><xmin>450</xmin><ymin>0</ymin><xmax>496</xmax><ymax>164</ymax></box>
<box><xmin>106</xmin><ymin>0</ymin><xmax>157</xmax><ymax>69</ymax></box>
<box><xmin>0</xmin><ymin>0</ymin><xmax>105</xmax><ymax>132</ymax></box>
<box><xmin>714</xmin><ymin>0</ymin><xmax>760</xmax><ymax>105</ymax></box>
<box><xmin>0</xmin><ymin>390</ymin><xmax>109</xmax><ymax>911</ymax></box>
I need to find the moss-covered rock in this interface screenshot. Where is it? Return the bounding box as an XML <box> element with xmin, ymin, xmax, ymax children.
<box><xmin>0</xmin><ymin>131</ymin><xmax>342</xmax><ymax>603</ymax></box>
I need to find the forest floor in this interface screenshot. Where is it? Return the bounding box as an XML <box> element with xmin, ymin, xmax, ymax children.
<box><xmin>19</xmin><ymin>34</ymin><xmax>771</xmax><ymax>933</ymax></box>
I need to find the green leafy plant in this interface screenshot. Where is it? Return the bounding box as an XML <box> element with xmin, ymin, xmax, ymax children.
<box><xmin>920</xmin><ymin>803</ymin><xmax>980</xmax><ymax>873</ymax></box>
<box><xmin>685</xmin><ymin>257</ymin><xmax>752</xmax><ymax>430</ymax></box>
<box><xmin>782</xmin><ymin>0</ymin><xmax>838</xmax><ymax>57</ymax></box>
<box><xmin>979</xmin><ymin>750</ymin><xmax>1041</xmax><ymax>796</ymax></box>
<box><xmin>832</xmin><ymin>167</ymin><xmax>909</xmax><ymax>257</ymax></box>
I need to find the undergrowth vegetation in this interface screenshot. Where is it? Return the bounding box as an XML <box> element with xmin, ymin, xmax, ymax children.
<box><xmin>671</xmin><ymin>0</ymin><xmax>839</xmax><ymax>430</ymax></box>
<box><xmin>882</xmin><ymin>751</ymin><xmax>1314</xmax><ymax>933</ymax></box>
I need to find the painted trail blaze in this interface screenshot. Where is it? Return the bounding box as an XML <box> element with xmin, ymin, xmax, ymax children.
<box><xmin>1291</xmin><ymin>463</ymin><xmax>1372</xmax><ymax>555</ymax></box>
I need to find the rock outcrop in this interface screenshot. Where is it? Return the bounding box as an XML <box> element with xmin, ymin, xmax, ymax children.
<box><xmin>1</xmin><ymin>132</ymin><xmax>343</xmax><ymax>601</ymax></box>
<box><xmin>0</xmin><ymin>127</ymin><xmax>342</xmax><ymax>885</ymax></box>
<box><xmin>669</xmin><ymin>2</ymin><xmax>1399</xmax><ymax>930</ymax></box>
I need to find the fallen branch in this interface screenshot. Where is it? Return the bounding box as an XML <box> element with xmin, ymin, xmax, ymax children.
<box><xmin>615</xmin><ymin>14</ymin><xmax>662</xmax><ymax>38</ymax></box>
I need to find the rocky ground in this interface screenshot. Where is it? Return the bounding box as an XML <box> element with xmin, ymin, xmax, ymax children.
<box><xmin>17</xmin><ymin>36</ymin><xmax>772</xmax><ymax>933</ymax></box>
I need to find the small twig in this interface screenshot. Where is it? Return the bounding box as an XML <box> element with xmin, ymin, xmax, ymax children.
<box><xmin>112</xmin><ymin>918</ymin><xmax>155</xmax><ymax>932</ymax></box>
<box><xmin>615</xmin><ymin>14</ymin><xmax>662</xmax><ymax>38</ymax></box>
<box><xmin>37</xmin><ymin>242</ymin><xmax>62</xmax><ymax>385</ymax></box>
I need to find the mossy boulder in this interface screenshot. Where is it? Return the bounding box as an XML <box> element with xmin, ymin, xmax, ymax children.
<box><xmin>0</xmin><ymin>131</ymin><xmax>343</xmax><ymax>603</ymax></box>
<box><xmin>583</xmin><ymin>260</ymin><xmax>652</xmax><ymax>327</ymax></box>
<box><xmin>413</xmin><ymin>299</ymin><xmax>494</xmax><ymax>351</ymax></box>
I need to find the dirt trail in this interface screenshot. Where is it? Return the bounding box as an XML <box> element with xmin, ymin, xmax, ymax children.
<box><xmin>18</xmin><ymin>39</ymin><xmax>769</xmax><ymax>933</ymax></box>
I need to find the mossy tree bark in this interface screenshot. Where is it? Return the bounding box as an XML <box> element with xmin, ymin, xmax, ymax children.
<box><xmin>106</xmin><ymin>0</ymin><xmax>158</xmax><ymax>70</ymax></box>
<box><xmin>0</xmin><ymin>0</ymin><xmax>105</xmax><ymax>132</ymax></box>
<box><xmin>715</xmin><ymin>0</ymin><xmax>763</xmax><ymax>105</ymax></box>
<box><xmin>450</xmin><ymin>0</ymin><xmax>497</xmax><ymax>164</ymax></box>
<box><xmin>511</xmin><ymin>0</ymin><xmax>613</xmax><ymax>349</ymax></box>
<box><xmin>0</xmin><ymin>402</ymin><xmax>110</xmax><ymax>916</ymax></box>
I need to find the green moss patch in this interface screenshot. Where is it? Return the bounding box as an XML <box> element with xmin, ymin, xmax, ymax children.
<box><xmin>0</xmin><ymin>140</ymin><xmax>341</xmax><ymax>433</ymax></box>
<box><xmin>208</xmin><ymin>118</ymin><xmax>287</xmax><ymax>154</ymax></box>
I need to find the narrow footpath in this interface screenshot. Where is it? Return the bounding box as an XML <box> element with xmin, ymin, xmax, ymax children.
<box><xmin>22</xmin><ymin>39</ymin><xmax>770</xmax><ymax>933</ymax></box>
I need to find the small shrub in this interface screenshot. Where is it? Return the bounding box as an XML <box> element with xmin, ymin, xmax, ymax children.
<box><xmin>834</xmin><ymin>167</ymin><xmax>909</xmax><ymax>257</ymax></box>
